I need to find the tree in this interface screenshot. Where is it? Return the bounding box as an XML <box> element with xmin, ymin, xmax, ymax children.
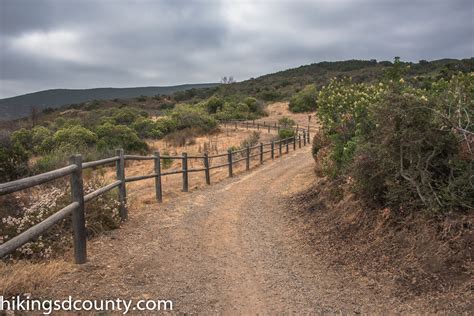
<box><xmin>221</xmin><ymin>76</ymin><xmax>235</xmax><ymax>84</ymax></box>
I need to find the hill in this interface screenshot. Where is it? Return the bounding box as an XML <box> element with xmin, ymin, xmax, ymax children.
<box><xmin>0</xmin><ymin>84</ymin><xmax>219</xmax><ymax>121</ymax></box>
<box><xmin>214</xmin><ymin>58</ymin><xmax>474</xmax><ymax>101</ymax></box>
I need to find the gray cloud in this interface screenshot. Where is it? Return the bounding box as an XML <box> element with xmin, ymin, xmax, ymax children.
<box><xmin>0</xmin><ymin>0</ymin><xmax>473</xmax><ymax>98</ymax></box>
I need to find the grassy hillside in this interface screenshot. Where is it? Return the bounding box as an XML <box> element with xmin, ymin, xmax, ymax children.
<box><xmin>213</xmin><ymin>58</ymin><xmax>474</xmax><ymax>101</ymax></box>
<box><xmin>0</xmin><ymin>83</ymin><xmax>219</xmax><ymax>121</ymax></box>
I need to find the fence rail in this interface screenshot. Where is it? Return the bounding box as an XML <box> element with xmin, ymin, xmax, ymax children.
<box><xmin>0</xmin><ymin>123</ymin><xmax>310</xmax><ymax>263</ymax></box>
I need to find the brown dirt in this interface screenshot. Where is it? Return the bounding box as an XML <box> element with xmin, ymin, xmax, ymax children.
<box><xmin>28</xmin><ymin>143</ymin><xmax>466</xmax><ymax>313</ymax></box>
<box><xmin>288</xmin><ymin>175</ymin><xmax>473</xmax><ymax>314</ymax></box>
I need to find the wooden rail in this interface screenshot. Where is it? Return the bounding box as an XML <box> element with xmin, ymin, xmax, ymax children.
<box><xmin>0</xmin><ymin>124</ymin><xmax>310</xmax><ymax>264</ymax></box>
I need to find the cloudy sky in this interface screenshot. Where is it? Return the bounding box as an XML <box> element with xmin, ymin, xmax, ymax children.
<box><xmin>0</xmin><ymin>0</ymin><xmax>473</xmax><ymax>98</ymax></box>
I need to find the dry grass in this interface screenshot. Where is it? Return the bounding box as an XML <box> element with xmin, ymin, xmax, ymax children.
<box><xmin>0</xmin><ymin>260</ymin><xmax>70</xmax><ymax>297</ymax></box>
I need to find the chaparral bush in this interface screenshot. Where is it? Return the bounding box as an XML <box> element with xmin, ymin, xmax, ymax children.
<box><xmin>313</xmin><ymin>66</ymin><xmax>473</xmax><ymax>214</ymax></box>
<box><xmin>289</xmin><ymin>84</ymin><xmax>318</xmax><ymax>113</ymax></box>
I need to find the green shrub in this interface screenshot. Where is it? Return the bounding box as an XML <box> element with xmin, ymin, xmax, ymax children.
<box><xmin>31</xmin><ymin>126</ymin><xmax>54</xmax><ymax>154</ymax></box>
<box><xmin>170</xmin><ymin>104</ymin><xmax>217</xmax><ymax>132</ymax></box>
<box><xmin>0</xmin><ymin>131</ymin><xmax>29</xmax><ymax>182</ymax></box>
<box><xmin>11</xmin><ymin>128</ymin><xmax>33</xmax><ymax>151</ymax></box>
<box><xmin>53</xmin><ymin>126</ymin><xmax>98</xmax><ymax>150</ymax></box>
<box><xmin>132</xmin><ymin>117</ymin><xmax>163</xmax><ymax>139</ymax></box>
<box><xmin>154</xmin><ymin>117</ymin><xmax>177</xmax><ymax>135</ymax></box>
<box><xmin>289</xmin><ymin>84</ymin><xmax>318</xmax><ymax>112</ymax></box>
<box><xmin>204</xmin><ymin>96</ymin><xmax>224</xmax><ymax>114</ymax></box>
<box><xmin>112</xmin><ymin>108</ymin><xmax>142</xmax><ymax>125</ymax></box>
<box><xmin>95</xmin><ymin>123</ymin><xmax>148</xmax><ymax>153</ymax></box>
<box><xmin>352</xmin><ymin>90</ymin><xmax>473</xmax><ymax>212</ymax></box>
<box><xmin>278</xmin><ymin>128</ymin><xmax>296</xmax><ymax>139</ymax></box>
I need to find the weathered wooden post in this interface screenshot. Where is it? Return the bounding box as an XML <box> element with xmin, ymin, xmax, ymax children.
<box><xmin>204</xmin><ymin>153</ymin><xmax>211</xmax><ymax>185</ymax></box>
<box><xmin>271</xmin><ymin>141</ymin><xmax>275</xmax><ymax>160</ymax></box>
<box><xmin>303</xmin><ymin>131</ymin><xmax>307</xmax><ymax>146</ymax></box>
<box><xmin>279</xmin><ymin>140</ymin><xmax>282</xmax><ymax>157</ymax></box>
<box><xmin>153</xmin><ymin>151</ymin><xmax>163</xmax><ymax>202</ymax></box>
<box><xmin>263</xmin><ymin>121</ymin><xmax>266</xmax><ymax>127</ymax></box>
<box><xmin>299</xmin><ymin>134</ymin><xmax>302</xmax><ymax>148</ymax></box>
<box><xmin>246</xmin><ymin>146</ymin><xmax>250</xmax><ymax>170</ymax></box>
<box><xmin>227</xmin><ymin>150</ymin><xmax>233</xmax><ymax>177</ymax></box>
<box><xmin>70</xmin><ymin>154</ymin><xmax>87</xmax><ymax>264</ymax></box>
<box><xmin>260</xmin><ymin>143</ymin><xmax>264</xmax><ymax>164</ymax></box>
<box><xmin>116</xmin><ymin>149</ymin><xmax>127</xmax><ymax>221</ymax></box>
<box><xmin>182</xmin><ymin>152</ymin><xmax>188</xmax><ymax>192</ymax></box>
<box><xmin>307</xmin><ymin>128</ymin><xmax>310</xmax><ymax>143</ymax></box>
<box><xmin>246</xmin><ymin>121</ymin><xmax>249</xmax><ymax>130</ymax></box>
<box><xmin>286</xmin><ymin>139</ymin><xmax>289</xmax><ymax>154</ymax></box>
<box><xmin>293</xmin><ymin>135</ymin><xmax>296</xmax><ymax>150</ymax></box>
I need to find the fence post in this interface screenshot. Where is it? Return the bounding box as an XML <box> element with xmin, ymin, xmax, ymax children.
<box><xmin>271</xmin><ymin>141</ymin><xmax>275</xmax><ymax>160</ymax></box>
<box><xmin>246</xmin><ymin>121</ymin><xmax>249</xmax><ymax>130</ymax></box>
<box><xmin>246</xmin><ymin>146</ymin><xmax>250</xmax><ymax>170</ymax></box>
<box><xmin>263</xmin><ymin>121</ymin><xmax>266</xmax><ymax>127</ymax></box>
<box><xmin>260</xmin><ymin>143</ymin><xmax>264</xmax><ymax>164</ymax></box>
<box><xmin>116</xmin><ymin>149</ymin><xmax>127</xmax><ymax>221</ymax></box>
<box><xmin>182</xmin><ymin>152</ymin><xmax>188</xmax><ymax>192</ymax></box>
<box><xmin>299</xmin><ymin>134</ymin><xmax>302</xmax><ymax>148</ymax></box>
<box><xmin>70</xmin><ymin>154</ymin><xmax>87</xmax><ymax>264</ymax></box>
<box><xmin>303</xmin><ymin>131</ymin><xmax>307</xmax><ymax>146</ymax></box>
<box><xmin>227</xmin><ymin>150</ymin><xmax>233</xmax><ymax>177</ymax></box>
<box><xmin>154</xmin><ymin>151</ymin><xmax>162</xmax><ymax>202</ymax></box>
<box><xmin>293</xmin><ymin>135</ymin><xmax>296</xmax><ymax>150</ymax></box>
<box><xmin>307</xmin><ymin>129</ymin><xmax>310</xmax><ymax>143</ymax></box>
<box><xmin>279</xmin><ymin>140</ymin><xmax>282</xmax><ymax>157</ymax></box>
<box><xmin>204</xmin><ymin>153</ymin><xmax>211</xmax><ymax>185</ymax></box>
<box><xmin>286</xmin><ymin>139</ymin><xmax>289</xmax><ymax>154</ymax></box>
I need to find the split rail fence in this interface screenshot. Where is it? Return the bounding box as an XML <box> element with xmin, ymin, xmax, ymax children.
<box><xmin>0</xmin><ymin>122</ymin><xmax>310</xmax><ymax>263</ymax></box>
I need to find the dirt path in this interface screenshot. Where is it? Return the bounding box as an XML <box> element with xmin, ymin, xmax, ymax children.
<box><xmin>38</xmin><ymin>146</ymin><xmax>407</xmax><ymax>313</ymax></box>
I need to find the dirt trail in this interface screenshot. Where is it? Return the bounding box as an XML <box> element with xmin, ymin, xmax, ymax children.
<box><xmin>39</xmin><ymin>145</ymin><xmax>411</xmax><ymax>313</ymax></box>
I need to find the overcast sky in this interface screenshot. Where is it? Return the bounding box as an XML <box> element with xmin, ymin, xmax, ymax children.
<box><xmin>0</xmin><ymin>0</ymin><xmax>473</xmax><ymax>98</ymax></box>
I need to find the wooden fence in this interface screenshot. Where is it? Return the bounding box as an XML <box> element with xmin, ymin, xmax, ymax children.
<box><xmin>0</xmin><ymin>123</ymin><xmax>310</xmax><ymax>264</ymax></box>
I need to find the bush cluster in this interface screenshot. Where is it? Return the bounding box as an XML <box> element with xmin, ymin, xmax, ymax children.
<box><xmin>313</xmin><ymin>66</ymin><xmax>473</xmax><ymax>214</ymax></box>
<box><xmin>289</xmin><ymin>84</ymin><xmax>318</xmax><ymax>112</ymax></box>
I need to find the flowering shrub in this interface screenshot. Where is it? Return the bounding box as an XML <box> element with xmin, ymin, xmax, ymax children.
<box><xmin>315</xmin><ymin>77</ymin><xmax>386</xmax><ymax>175</ymax></box>
<box><xmin>312</xmin><ymin>70</ymin><xmax>473</xmax><ymax>213</ymax></box>
<box><xmin>0</xmin><ymin>175</ymin><xmax>121</xmax><ymax>260</ymax></box>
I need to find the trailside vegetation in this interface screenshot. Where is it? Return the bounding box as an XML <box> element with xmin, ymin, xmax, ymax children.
<box><xmin>312</xmin><ymin>58</ymin><xmax>473</xmax><ymax>214</ymax></box>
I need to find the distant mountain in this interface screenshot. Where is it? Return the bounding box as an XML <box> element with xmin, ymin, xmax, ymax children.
<box><xmin>0</xmin><ymin>83</ymin><xmax>219</xmax><ymax>120</ymax></box>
